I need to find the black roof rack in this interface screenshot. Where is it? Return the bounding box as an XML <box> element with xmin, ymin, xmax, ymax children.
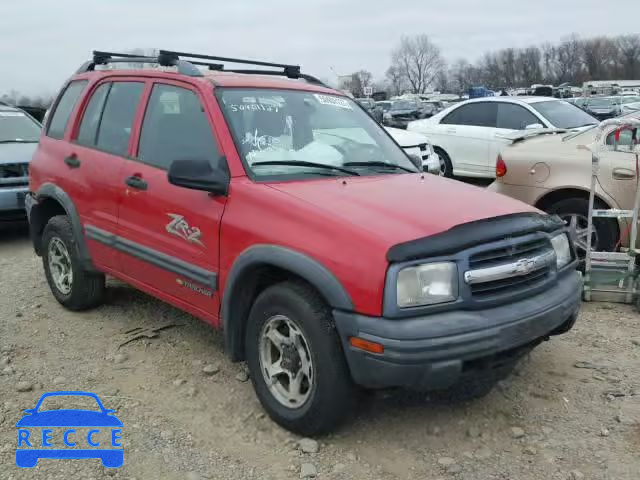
<box><xmin>75</xmin><ymin>50</ymin><xmax>327</xmax><ymax>87</ymax></box>
<box><xmin>76</xmin><ymin>51</ymin><xmax>203</xmax><ymax>77</ymax></box>
<box><xmin>158</xmin><ymin>50</ymin><xmax>327</xmax><ymax>86</ymax></box>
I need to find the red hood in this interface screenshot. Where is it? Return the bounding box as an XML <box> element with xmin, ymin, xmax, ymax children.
<box><xmin>267</xmin><ymin>174</ymin><xmax>537</xmax><ymax>248</ymax></box>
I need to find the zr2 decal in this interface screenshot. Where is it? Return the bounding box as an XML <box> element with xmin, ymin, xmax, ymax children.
<box><xmin>166</xmin><ymin>214</ymin><xmax>203</xmax><ymax>246</ymax></box>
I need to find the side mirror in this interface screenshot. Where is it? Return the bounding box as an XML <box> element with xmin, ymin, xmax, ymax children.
<box><xmin>407</xmin><ymin>154</ymin><xmax>423</xmax><ymax>171</ymax></box>
<box><xmin>24</xmin><ymin>409</ymin><xmax>35</xmax><ymax>415</ymax></box>
<box><xmin>525</xmin><ymin>123</ymin><xmax>544</xmax><ymax>130</ymax></box>
<box><xmin>168</xmin><ymin>158</ymin><xmax>229</xmax><ymax>196</ymax></box>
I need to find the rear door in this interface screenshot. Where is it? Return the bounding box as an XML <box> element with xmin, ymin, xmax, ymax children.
<box><xmin>438</xmin><ymin>102</ymin><xmax>497</xmax><ymax>175</ymax></box>
<box><xmin>116</xmin><ymin>80</ymin><xmax>227</xmax><ymax>321</ymax></box>
<box><xmin>598</xmin><ymin>127</ymin><xmax>639</xmax><ymax>210</ymax></box>
<box><xmin>68</xmin><ymin>80</ymin><xmax>146</xmax><ymax>270</ymax></box>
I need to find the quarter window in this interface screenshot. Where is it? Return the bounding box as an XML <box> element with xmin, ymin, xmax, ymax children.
<box><xmin>47</xmin><ymin>80</ymin><xmax>87</xmax><ymax>139</ymax></box>
<box><xmin>95</xmin><ymin>82</ymin><xmax>144</xmax><ymax>156</ymax></box>
<box><xmin>138</xmin><ymin>84</ymin><xmax>220</xmax><ymax>170</ymax></box>
<box><xmin>496</xmin><ymin>103</ymin><xmax>541</xmax><ymax>130</ymax></box>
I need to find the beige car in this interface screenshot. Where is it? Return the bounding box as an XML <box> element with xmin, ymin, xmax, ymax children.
<box><xmin>489</xmin><ymin>113</ymin><xmax>640</xmax><ymax>255</ymax></box>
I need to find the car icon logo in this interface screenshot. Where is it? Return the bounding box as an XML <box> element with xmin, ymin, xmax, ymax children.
<box><xmin>15</xmin><ymin>391</ymin><xmax>123</xmax><ymax>468</ymax></box>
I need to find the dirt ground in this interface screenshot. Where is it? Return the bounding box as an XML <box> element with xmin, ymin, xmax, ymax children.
<box><xmin>0</xmin><ymin>224</ymin><xmax>639</xmax><ymax>480</ymax></box>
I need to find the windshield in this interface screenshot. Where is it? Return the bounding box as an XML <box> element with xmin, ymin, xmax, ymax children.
<box><xmin>530</xmin><ymin>100</ymin><xmax>598</xmax><ymax>129</ymax></box>
<box><xmin>0</xmin><ymin>110</ymin><xmax>41</xmax><ymax>142</ymax></box>
<box><xmin>218</xmin><ymin>89</ymin><xmax>416</xmax><ymax>179</ymax></box>
<box><xmin>391</xmin><ymin>100</ymin><xmax>417</xmax><ymax>111</ymax></box>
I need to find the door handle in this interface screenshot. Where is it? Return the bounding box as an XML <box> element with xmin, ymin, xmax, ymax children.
<box><xmin>613</xmin><ymin>168</ymin><xmax>636</xmax><ymax>180</ymax></box>
<box><xmin>64</xmin><ymin>154</ymin><xmax>80</xmax><ymax>169</ymax></box>
<box><xmin>125</xmin><ymin>176</ymin><xmax>148</xmax><ymax>190</ymax></box>
<box><xmin>445</xmin><ymin>128</ymin><xmax>457</xmax><ymax>134</ymax></box>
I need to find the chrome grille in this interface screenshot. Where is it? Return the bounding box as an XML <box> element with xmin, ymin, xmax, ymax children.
<box><xmin>466</xmin><ymin>237</ymin><xmax>554</xmax><ymax>298</ymax></box>
<box><xmin>0</xmin><ymin>163</ymin><xmax>29</xmax><ymax>187</ymax></box>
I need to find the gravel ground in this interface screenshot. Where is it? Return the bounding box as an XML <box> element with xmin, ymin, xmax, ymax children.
<box><xmin>1</xmin><ymin>224</ymin><xmax>639</xmax><ymax>480</ymax></box>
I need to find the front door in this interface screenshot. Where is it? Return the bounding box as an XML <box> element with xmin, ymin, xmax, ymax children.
<box><xmin>116</xmin><ymin>81</ymin><xmax>228</xmax><ymax>322</ymax></box>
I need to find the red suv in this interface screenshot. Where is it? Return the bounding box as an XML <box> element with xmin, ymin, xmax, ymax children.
<box><xmin>26</xmin><ymin>51</ymin><xmax>582</xmax><ymax>435</ymax></box>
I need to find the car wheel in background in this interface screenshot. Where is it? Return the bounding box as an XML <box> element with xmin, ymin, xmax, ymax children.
<box><xmin>42</xmin><ymin>215</ymin><xmax>106</xmax><ymax>311</ymax></box>
<box><xmin>434</xmin><ymin>148</ymin><xmax>453</xmax><ymax>177</ymax></box>
<box><xmin>245</xmin><ymin>281</ymin><xmax>355</xmax><ymax>435</ymax></box>
<box><xmin>547</xmin><ymin>198</ymin><xmax>618</xmax><ymax>259</ymax></box>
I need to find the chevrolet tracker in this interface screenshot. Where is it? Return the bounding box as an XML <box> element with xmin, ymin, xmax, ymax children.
<box><xmin>26</xmin><ymin>50</ymin><xmax>582</xmax><ymax>435</ymax></box>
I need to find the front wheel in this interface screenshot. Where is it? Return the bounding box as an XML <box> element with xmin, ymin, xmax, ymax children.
<box><xmin>433</xmin><ymin>147</ymin><xmax>453</xmax><ymax>177</ymax></box>
<box><xmin>245</xmin><ymin>281</ymin><xmax>355</xmax><ymax>435</ymax></box>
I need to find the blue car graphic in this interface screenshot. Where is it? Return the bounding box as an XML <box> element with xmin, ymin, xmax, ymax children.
<box><xmin>16</xmin><ymin>391</ymin><xmax>123</xmax><ymax>468</ymax></box>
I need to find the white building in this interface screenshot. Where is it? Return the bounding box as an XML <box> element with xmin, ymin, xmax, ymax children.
<box><xmin>582</xmin><ymin>80</ymin><xmax>640</xmax><ymax>96</ymax></box>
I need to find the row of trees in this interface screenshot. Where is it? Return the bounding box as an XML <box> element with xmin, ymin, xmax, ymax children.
<box><xmin>342</xmin><ymin>33</ymin><xmax>640</xmax><ymax>97</ymax></box>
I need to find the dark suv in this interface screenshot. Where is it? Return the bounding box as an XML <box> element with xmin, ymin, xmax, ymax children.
<box><xmin>26</xmin><ymin>50</ymin><xmax>582</xmax><ymax>435</ymax></box>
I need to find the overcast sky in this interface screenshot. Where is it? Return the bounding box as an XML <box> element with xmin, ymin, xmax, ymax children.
<box><xmin>1</xmin><ymin>0</ymin><xmax>638</xmax><ymax>97</ymax></box>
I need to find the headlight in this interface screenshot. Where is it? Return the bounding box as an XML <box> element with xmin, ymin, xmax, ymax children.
<box><xmin>397</xmin><ymin>262</ymin><xmax>458</xmax><ymax>307</ymax></box>
<box><xmin>551</xmin><ymin>233</ymin><xmax>572</xmax><ymax>268</ymax></box>
<box><xmin>383</xmin><ymin>112</ymin><xmax>391</xmax><ymax>121</ymax></box>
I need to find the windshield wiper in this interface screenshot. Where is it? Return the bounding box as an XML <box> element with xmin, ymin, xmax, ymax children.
<box><xmin>0</xmin><ymin>139</ymin><xmax>38</xmax><ymax>144</ymax></box>
<box><xmin>251</xmin><ymin>160</ymin><xmax>360</xmax><ymax>176</ymax></box>
<box><xmin>343</xmin><ymin>161</ymin><xmax>416</xmax><ymax>173</ymax></box>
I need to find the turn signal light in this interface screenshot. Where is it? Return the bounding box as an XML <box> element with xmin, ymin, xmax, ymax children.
<box><xmin>349</xmin><ymin>337</ymin><xmax>384</xmax><ymax>354</ymax></box>
<box><xmin>496</xmin><ymin>154</ymin><xmax>507</xmax><ymax>178</ymax></box>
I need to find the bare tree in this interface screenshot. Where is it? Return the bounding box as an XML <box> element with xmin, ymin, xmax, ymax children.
<box><xmin>582</xmin><ymin>37</ymin><xmax>617</xmax><ymax>79</ymax></box>
<box><xmin>617</xmin><ymin>35</ymin><xmax>640</xmax><ymax>79</ymax></box>
<box><xmin>349</xmin><ymin>70</ymin><xmax>373</xmax><ymax>97</ymax></box>
<box><xmin>553</xmin><ymin>35</ymin><xmax>584</xmax><ymax>84</ymax></box>
<box><xmin>385</xmin><ymin>65</ymin><xmax>405</xmax><ymax>96</ymax></box>
<box><xmin>516</xmin><ymin>47</ymin><xmax>542</xmax><ymax>86</ymax></box>
<box><xmin>390</xmin><ymin>35</ymin><xmax>444</xmax><ymax>94</ymax></box>
<box><xmin>434</xmin><ymin>64</ymin><xmax>450</xmax><ymax>93</ymax></box>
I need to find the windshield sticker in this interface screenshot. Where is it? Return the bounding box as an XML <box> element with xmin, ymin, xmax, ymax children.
<box><xmin>313</xmin><ymin>94</ymin><xmax>352</xmax><ymax>110</ymax></box>
<box><xmin>0</xmin><ymin>111</ymin><xmax>26</xmax><ymax>117</ymax></box>
<box><xmin>229</xmin><ymin>103</ymin><xmax>279</xmax><ymax>113</ymax></box>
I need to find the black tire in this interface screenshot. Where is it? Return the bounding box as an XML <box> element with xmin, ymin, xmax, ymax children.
<box><xmin>42</xmin><ymin>215</ymin><xmax>105</xmax><ymax>311</ymax></box>
<box><xmin>546</xmin><ymin>197</ymin><xmax>618</xmax><ymax>257</ymax></box>
<box><xmin>245</xmin><ymin>280</ymin><xmax>355</xmax><ymax>435</ymax></box>
<box><xmin>434</xmin><ymin>147</ymin><xmax>453</xmax><ymax>177</ymax></box>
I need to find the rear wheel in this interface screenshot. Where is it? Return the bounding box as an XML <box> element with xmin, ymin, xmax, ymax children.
<box><xmin>547</xmin><ymin>197</ymin><xmax>618</xmax><ymax>259</ymax></box>
<box><xmin>434</xmin><ymin>147</ymin><xmax>453</xmax><ymax>177</ymax></box>
<box><xmin>245</xmin><ymin>281</ymin><xmax>355</xmax><ymax>435</ymax></box>
<box><xmin>42</xmin><ymin>215</ymin><xmax>106</xmax><ymax>310</ymax></box>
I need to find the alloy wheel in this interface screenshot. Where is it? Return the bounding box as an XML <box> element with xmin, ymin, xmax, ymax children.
<box><xmin>48</xmin><ymin>237</ymin><xmax>73</xmax><ymax>295</ymax></box>
<box><xmin>560</xmin><ymin>213</ymin><xmax>598</xmax><ymax>255</ymax></box>
<box><xmin>259</xmin><ymin>314</ymin><xmax>314</xmax><ymax>408</ymax></box>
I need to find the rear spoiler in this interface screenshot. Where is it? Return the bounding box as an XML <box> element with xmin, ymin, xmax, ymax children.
<box><xmin>495</xmin><ymin>128</ymin><xmax>567</xmax><ymax>144</ymax></box>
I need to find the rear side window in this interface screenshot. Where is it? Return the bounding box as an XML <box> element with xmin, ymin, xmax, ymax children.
<box><xmin>441</xmin><ymin>103</ymin><xmax>497</xmax><ymax>127</ymax></box>
<box><xmin>496</xmin><ymin>103</ymin><xmax>541</xmax><ymax>130</ymax></box>
<box><xmin>47</xmin><ymin>80</ymin><xmax>87</xmax><ymax>139</ymax></box>
<box><xmin>95</xmin><ymin>82</ymin><xmax>144</xmax><ymax>156</ymax></box>
<box><xmin>76</xmin><ymin>83</ymin><xmax>111</xmax><ymax>146</ymax></box>
<box><xmin>137</xmin><ymin>84</ymin><xmax>220</xmax><ymax>170</ymax></box>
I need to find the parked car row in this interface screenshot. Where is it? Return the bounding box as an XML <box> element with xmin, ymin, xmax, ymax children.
<box><xmin>567</xmin><ymin>95</ymin><xmax>640</xmax><ymax>120</ymax></box>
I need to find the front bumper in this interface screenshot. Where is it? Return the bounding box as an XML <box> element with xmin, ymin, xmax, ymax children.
<box><xmin>334</xmin><ymin>270</ymin><xmax>581</xmax><ymax>390</ymax></box>
<box><xmin>0</xmin><ymin>185</ymin><xmax>28</xmax><ymax>219</ymax></box>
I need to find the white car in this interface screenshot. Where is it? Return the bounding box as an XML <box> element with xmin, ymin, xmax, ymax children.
<box><xmin>407</xmin><ymin>97</ymin><xmax>598</xmax><ymax>178</ymax></box>
<box><xmin>384</xmin><ymin>126</ymin><xmax>440</xmax><ymax>174</ymax></box>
